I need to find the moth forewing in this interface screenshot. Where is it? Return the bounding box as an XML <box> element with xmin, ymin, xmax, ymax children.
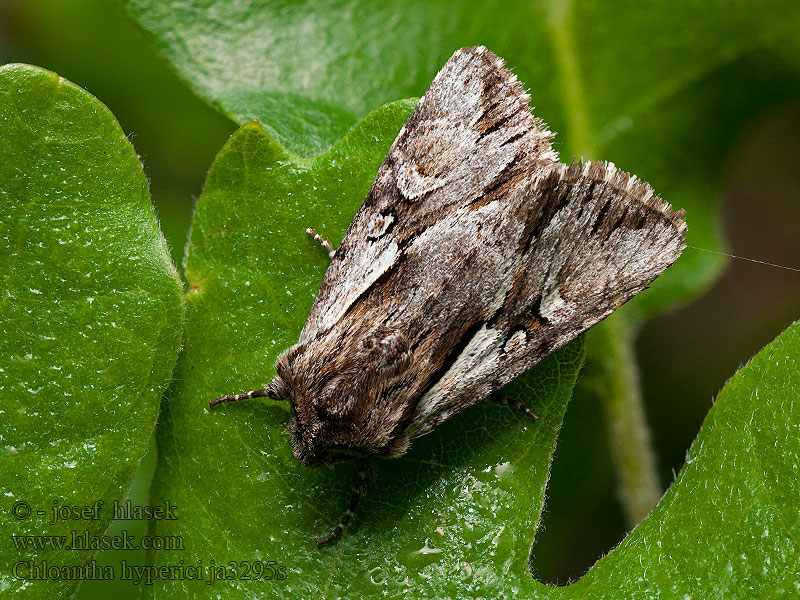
<box><xmin>211</xmin><ymin>45</ymin><xmax>687</xmax><ymax>547</ymax></box>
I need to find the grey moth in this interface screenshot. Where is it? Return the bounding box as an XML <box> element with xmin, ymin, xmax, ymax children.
<box><xmin>211</xmin><ymin>45</ymin><xmax>687</xmax><ymax>546</ymax></box>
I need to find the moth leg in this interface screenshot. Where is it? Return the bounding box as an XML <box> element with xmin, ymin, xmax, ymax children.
<box><xmin>306</xmin><ymin>227</ymin><xmax>337</xmax><ymax>259</ymax></box>
<box><xmin>316</xmin><ymin>458</ymin><xmax>376</xmax><ymax>547</ymax></box>
<box><xmin>316</xmin><ymin>489</ymin><xmax>359</xmax><ymax>548</ymax></box>
<box><xmin>490</xmin><ymin>393</ymin><xmax>539</xmax><ymax>421</ymax></box>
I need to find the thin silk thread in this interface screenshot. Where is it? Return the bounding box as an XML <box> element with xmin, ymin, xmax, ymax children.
<box><xmin>687</xmin><ymin>245</ymin><xmax>800</xmax><ymax>273</ymax></box>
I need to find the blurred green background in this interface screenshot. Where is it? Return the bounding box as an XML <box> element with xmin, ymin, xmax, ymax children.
<box><xmin>1</xmin><ymin>0</ymin><xmax>798</xmax><ymax>595</ymax></box>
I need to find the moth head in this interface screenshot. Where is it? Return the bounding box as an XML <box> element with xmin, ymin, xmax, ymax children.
<box><xmin>284</xmin><ymin>401</ymin><xmax>369</xmax><ymax>467</ymax></box>
<box><xmin>284</xmin><ymin>383</ymin><xmax>371</xmax><ymax>467</ymax></box>
<box><xmin>277</xmin><ymin>330</ymin><xmax>413</xmax><ymax>467</ymax></box>
<box><xmin>277</xmin><ymin>356</ymin><xmax>365</xmax><ymax>467</ymax></box>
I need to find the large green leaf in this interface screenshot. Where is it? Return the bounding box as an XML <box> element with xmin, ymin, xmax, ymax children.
<box><xmin>147</xmin><ymin>111</ymin><xmax>586</xmax><ymax>597</ymax></box>
<box><xmin>119</xmin><ymin>0</ymin><xmax>800</xmax><ymax>156</ymax></box>
<box><xmin>0</xmin><ymin>64</ymin><xmax>184</xmax><ymax>597</ymax></box>
<box><xmin>121</xmin><ymin>0</ymin><xmax>800</xmax><ymax>323</ymax></box>
<box><xmin>545</xmin><ymin>320</ymin><xmax>800</xmax><ymax>599</ymax></box>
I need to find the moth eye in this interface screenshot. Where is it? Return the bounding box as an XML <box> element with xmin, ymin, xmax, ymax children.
<box><xmin>287</xmin><ymin>403</ymin><xmax>304</xmax><ymax>438</ymax></box>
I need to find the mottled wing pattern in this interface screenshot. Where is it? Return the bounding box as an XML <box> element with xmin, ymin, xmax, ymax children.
<box><xmin>404</xmin><ymin>161</ymin><xmax>686</xmax><ymax>439</ymax></box>
<box><xmin>282</xmin><ymin>46</ymin><xmax>558</xmax><ymax>460</ymax></box>
<box><xmin>279</xmin><ymin>46</ymin><xmax>685</xmax><ymax>462</ymax></box>
<box><xmin>299</xmin><ymin>45</ymin><xmax>557</xmax><ymax>342</ymax></box>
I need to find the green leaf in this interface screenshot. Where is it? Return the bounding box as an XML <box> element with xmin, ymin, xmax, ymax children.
<box><xmin>0</xmin><ymin>64</ymin><xmax>184</xmax><ymax>597</ymax></box>
<box><xmin>118</xmin><ymin>0</ymin><xmax>799</xmax><ymax>154</ymax></box>
<box><xmin>546</xmin><ymin>321</ymin><xmax>800</xmax><ymax>599</ymax></box>
<box><xmin>147</xmin><ymin>112</ymin><xmax>586</xmax><ymax>597</ymax></box>
<box><xmin>121</xmin><ymin>0</ymin><xmax>800</xmax><ymax>318</ymax></box>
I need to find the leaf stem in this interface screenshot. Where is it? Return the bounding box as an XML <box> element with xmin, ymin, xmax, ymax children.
<box><xmin>589</xmin><ymin>312</ymin><xmax>662</xmax><ymax>527</ymax></box>
<box><xmin>546</xmin><ymin>0</ymin><xmax>594</xmax><ymax>157</ymax></box>
<box><xmin>547</xmin><ymin>0</ymin><xmax>662</xmax><ymax>527</ymax></box>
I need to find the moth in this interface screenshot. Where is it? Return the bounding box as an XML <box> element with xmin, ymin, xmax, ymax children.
<box><xmin>210</xmin><ymin>45</ymin><xmax>686</xmax><ymax>546</ymax></box>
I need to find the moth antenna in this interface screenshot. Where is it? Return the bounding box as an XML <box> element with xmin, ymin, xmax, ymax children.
<box><xmin>316</xmin><ymin>458</ymin><xmax>376</xmax><ymax>547</ymax></box>
<box><xmin>490</xmin><ymin>393</ymin><xmax>538</xmax><ymax>421</ymax></box>
<box><xmin>209</xmin><ymin>388</ymin><xmax>270</xmax><ymax>408</ymax></box>
<box><xmin>209</xmin><ymin>376</ymin><xmax>289</xmax><ymax>408</ymax></box>
<box><xmin>306</xmin><ymin>227</ymin><xmax>337</xmax><ymax>259</ymax></box>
